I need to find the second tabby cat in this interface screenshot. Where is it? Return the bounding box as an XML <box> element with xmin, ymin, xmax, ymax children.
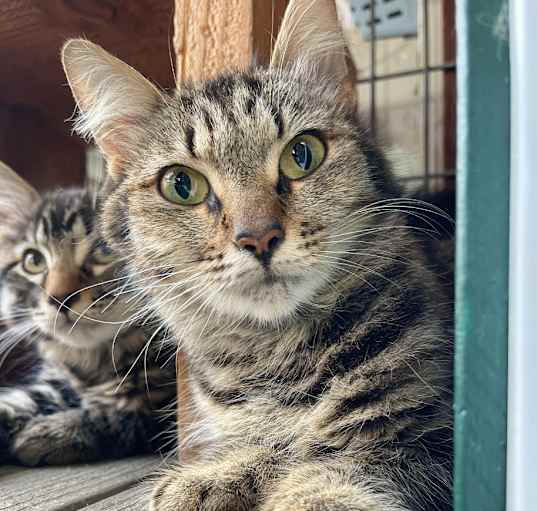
<box><xmin>0</xmin><ymin>161</ymin><xmax>176</xmax><ymax>466</ymax></box>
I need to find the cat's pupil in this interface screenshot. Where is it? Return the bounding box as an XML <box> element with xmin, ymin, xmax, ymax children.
<box><xmin>174</xmin><ymin>172</ymin><xmax>192</xmax><ymax>199</ymax></box>
<box><xmin>292</xmin><ymin>141</ymin><xmax>312</xmax><ymax>170</ymax></box>
<box><xmin>28</xmin><ymin>250</ymin><xmax>42</xmax><ymax>266</ymax></box>
<box><xmin>100</xmin><ymin>244</ymin><xmax>111</xmax><ymax>256</ymax></box>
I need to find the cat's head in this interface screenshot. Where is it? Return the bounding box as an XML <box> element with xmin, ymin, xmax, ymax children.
<box><xmin>0</xmin><ymin>161</ymin><xmax>126</xmax><ymax>349</ymax></box>
<box><xmin>62</xmin><ymin>0</ymin><xmax>399</xmax><ymax>328</ymax></box>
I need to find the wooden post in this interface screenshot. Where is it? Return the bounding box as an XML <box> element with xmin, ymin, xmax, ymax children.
<box><xmin>172</xmin><ymin>0</ymin><xmax>288</xmax><ymax>462</ymax></box>
<box><xmin>174</xmin><ymin>0</ymin><xmax>288</xmax><ymax>83</ymax></box>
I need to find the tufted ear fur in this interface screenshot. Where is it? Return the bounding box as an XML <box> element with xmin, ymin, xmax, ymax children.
<box><xmin>271</xmin><ymin>0</ymin><xmax>356</xmax><ymax>102</ymax></box>
<box><xmin>61</xmin><ymin>39</ymin><xmax>163</xmax><ymax>177</ymax></box>
<box><xmin>0</xmin><ymin>161</ymin><xmax>40</xmax><ymax>242</ymax></box>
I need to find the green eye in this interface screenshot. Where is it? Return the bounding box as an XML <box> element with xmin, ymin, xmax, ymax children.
<box><xmin>279</xmin><ymin>133</ymin><xmax>326</xmax><ymax>180</ymax></box>
<box><xmin>22</xmin><ymin>249</ymin><xmax>47</xmax><ymax>274</ymax></box>
<box><xmin>159</xmin><ymin>166</ymin><xmax>210</xmax><ymax>205</ymax></box>
<box><xmin>93</xmin><ymin>243</ymin><xmax>115</xmax><ymax>265</ymax></box>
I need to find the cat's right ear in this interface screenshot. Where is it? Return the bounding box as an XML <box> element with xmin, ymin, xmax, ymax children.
<box><xmin>0</xmin><ymin>161</ymin><xmax>40</xmax><ymax>239</ymax></box>
<box><xmin>61</xmin><ymin>39</ymin><xmax>162</xmax><ymax>177</ymax></box>
<box><xmin>271</xmin><ymin>0</ymin><xmax>356</xmax><ymax>104</ymax></box>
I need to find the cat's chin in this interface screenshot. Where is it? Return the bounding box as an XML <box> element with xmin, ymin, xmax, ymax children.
<box><xmin>209</xmin><ymin>275</ymin><xmax>322</xmax><ymax>326</ymax></box>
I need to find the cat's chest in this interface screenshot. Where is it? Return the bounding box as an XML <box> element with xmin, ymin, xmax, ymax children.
<box><xmin>190</xmin><ymin>375</ymin><xmax>311</xmax><ymax>447</ymax></box>
<box><xmin>188</xmin><ymin>352</ymin><xmax>323</xmax><ymax>448</ymax></box>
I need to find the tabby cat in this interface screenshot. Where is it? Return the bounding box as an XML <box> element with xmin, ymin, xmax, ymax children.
<box><xmin>0</xmin><ymin>161</ymin><xmax>175</xmax><ymax>466</ymax></box>
<box><xmin>62</xmin><ymin>0</ymin><xmax>453</xmax><ymax>508</ymax></box>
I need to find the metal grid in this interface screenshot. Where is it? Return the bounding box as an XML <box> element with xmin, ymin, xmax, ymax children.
<box><xmin>354</xmin><ymin>0</ymin><xmax>456</xmax><ymax>192</ymax></box>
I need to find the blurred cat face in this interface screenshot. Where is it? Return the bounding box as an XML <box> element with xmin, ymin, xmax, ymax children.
<box><xmin>0</xmin><ymin>188</ymin><xmax>126</xmax><ymax>348</ymax></box>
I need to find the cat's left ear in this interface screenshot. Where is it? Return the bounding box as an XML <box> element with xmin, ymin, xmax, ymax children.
<box><xmin>62</xmin><ymin>39</ymin><xmax>162</xmax><ymax>177</ymax></box>
<box><xmin>271</xmin><ymin>0</ymin><xmax>356</xmax><ymax>103</ymax></box>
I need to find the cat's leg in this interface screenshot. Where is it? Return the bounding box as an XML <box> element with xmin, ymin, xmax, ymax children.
<box><xmin>259</xmin><ymin>455</ymin><xmax>451</xmax><ymax>511</ymax></box>
<box><xmin>0</xmin><ymin>364</ymin><xmax>78</xmax><ymax>430</ymax></box>
<box><xmin>0</xmin><ymin>370</ymin><xmax>81</xmax><ymax>463</ymax></box>
<box><xmin>12</xmin><ymin>404</ymin><xmax>165</xmax><ymax>466</ymax></box>
<box><xmin>0</xmin><ymin>389</ymin><xmax>55</xmax><ymax>463</ymax></box>
<box><xmin>260</xmin><ymin>461</ymin><xmax>412</xmax><ymax>511</ymax></box>
<box><xmin>150</xmin><ymin>446</ymin><xmax>281</xmax><ymax>511</ymax></box>
<box><xmin>0</xmin><ymin>422</ymin><xmax>10</xmax><ymax>461</ymax></box>
<box><xmin>0</xmin><ymin>383</ymin><xmax>64</xmax><ymax>458</ymax></box>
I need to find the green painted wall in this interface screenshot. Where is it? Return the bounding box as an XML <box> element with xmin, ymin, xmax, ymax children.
<box><xmin>454</xmin><ymin>1</ymin><xmax>510</xmax><ymax>510</ymax></box>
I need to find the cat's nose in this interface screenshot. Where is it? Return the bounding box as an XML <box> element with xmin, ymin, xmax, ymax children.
<box><xmin>48</xmin><ymin>292</ymin><xmax>79</xmax><ymax>311</ymax></box>
<box><xmin>235</xmin><ymin>225</ymin><xmax>284</xmax><ymax>264</ymax></box>
<box><xmin>46</xmin><ymin>269</ymin><xmax>81</xmax><ymax>312</ymax></box>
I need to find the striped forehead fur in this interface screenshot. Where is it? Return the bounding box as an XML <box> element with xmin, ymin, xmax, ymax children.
<box><xmin>35</xmin><ymin>190</ymin><xmax>90</xmax><ymax>240</ymax></box>
<box><xmin>135</xmin><ymin>65</ymin><xmax>358</xmax><ymax>174</ymax></box>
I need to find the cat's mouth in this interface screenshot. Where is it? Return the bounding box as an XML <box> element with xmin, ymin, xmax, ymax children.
<box><xmin>238</xmin><ymin>266</ymin><xmax>302</xmax><ymax>293</ymax></box>
<box><xmin>199</xmin><ymin>255</ymin><xmax>324</xmax><ymax>323</ymax></box>
<box><xmin>211</xmin><ymin>267</ymin><xmax>317</xmax><ymax>324</ymax></box>
<box><xmin>261</xmin><ymin>270</ymin><xmax>285</xmax><ymax>286</ymax></box>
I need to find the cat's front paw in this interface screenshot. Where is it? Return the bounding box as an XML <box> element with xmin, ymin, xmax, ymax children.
<box><xmin>150</xmin><ymin>466</ymin><xmax>256</xmax><ymax>511</ymax></box>
<box><xmin>12</xmin><ymin>411</ymin><xmax>84</xmax><ymax>466</ymax></box>
<box><xmin>260</xmin><ymin>463</ymin><xmax>403</xmax><ymax>511</ymax></box>
<box><xmin>12</xmin><ymin>421</ymin><xmax>60</xmax><ymax>466</ymax></box>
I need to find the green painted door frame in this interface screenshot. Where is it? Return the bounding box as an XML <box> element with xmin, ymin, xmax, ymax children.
<box><xmin>454</xmin><ymin>1</ymin><xmax>510</xmax><ymax>510</ymax></box>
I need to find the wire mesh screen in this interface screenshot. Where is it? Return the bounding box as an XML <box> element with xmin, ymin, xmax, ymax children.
<box><xmin>341</xmin><ymin>0</ymin><xmax>456</xmax><ymax>193</ymax></box>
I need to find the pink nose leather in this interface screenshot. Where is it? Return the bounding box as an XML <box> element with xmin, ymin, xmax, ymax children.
<box><xmin>235</xmin><ymin>227</ymin><xmax>284</xmax><ymax>262</ymax></box>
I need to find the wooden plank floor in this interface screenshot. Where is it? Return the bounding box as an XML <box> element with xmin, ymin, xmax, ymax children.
<box><xmin>0</xmin><ymin>457</ymin><xmax>161</xmax><ymax>511</ymax></box>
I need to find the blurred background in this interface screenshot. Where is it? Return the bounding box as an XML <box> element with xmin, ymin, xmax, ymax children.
<box><xmin>0</xmin><ymin>0</ymin><xmax>175</xmax><ymax>189</ymax></box>
<box><xmin>0</xmin><ymin>0</ymin><xmax>455</xmax><ymax>194</ymax></box>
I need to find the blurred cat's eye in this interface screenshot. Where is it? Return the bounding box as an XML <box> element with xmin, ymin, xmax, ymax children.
<box><xmin>279</xmin><ymin>133</ymin><xmax>326</xmax><ymax>180</ymax></box>
<box><xmin>93</xmin><ymin>243</ymin><xmax>115</xmax><ymax>265</ymax></box>
<box><xmin>159</xmin><ymin>165</ymin><xmax>210</xmax><ymax>206</ymax></box>
<box><xmin>22</xmin><ymin>249</ymin><xmax>47</xmax><ymax>274</ymax></box>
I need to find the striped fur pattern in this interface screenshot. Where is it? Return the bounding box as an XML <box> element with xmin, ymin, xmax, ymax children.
<box><xmin>0</xmin><ymin>163</ymin><xmax>176</xmax><ymax>466</ymax></box>
<box><xmin>62</xmin><ymin>0</ymin><xmax>453</xmax><ymax>508</ymax></box>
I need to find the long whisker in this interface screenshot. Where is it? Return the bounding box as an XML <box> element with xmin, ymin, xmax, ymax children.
<box><xmin>114</xmin><ymin>321</ymin><xmax>168</xmax><ymax>393</ymax></box>
<box><xmin>0</xmin><ymin>322</ymin><xmax>40</xmax><ymax>368</ymax></box>
<box><xmin>315</xmin><ymin>254</ymin><xmax>400</xmax><ymax>290</ymax></box>
<box><xmin>52</xmin><ymin>264</ymin><xmax>199</xmax><ymax>333</ymax></box>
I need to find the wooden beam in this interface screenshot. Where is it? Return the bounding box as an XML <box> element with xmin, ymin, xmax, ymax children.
<box><xmin>174</xmin><ymin>0</ymin><xmax>252</xmax><ymax>82</ymax></box>
<box><xmin>173</xmin><ymin>0</ymin><xmax>288</xmax><ymax>82</ymax></box>
<box><xmin>172</xmin><ymin>0</ymin><xmax>288</xmax><ymax>462</ymax></box>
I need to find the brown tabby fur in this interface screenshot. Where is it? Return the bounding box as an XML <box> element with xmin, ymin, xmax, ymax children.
<box><xmin>62</xmin><ymin>0</ymin><xmax>453</xmax><ymax>509</ymax></box>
